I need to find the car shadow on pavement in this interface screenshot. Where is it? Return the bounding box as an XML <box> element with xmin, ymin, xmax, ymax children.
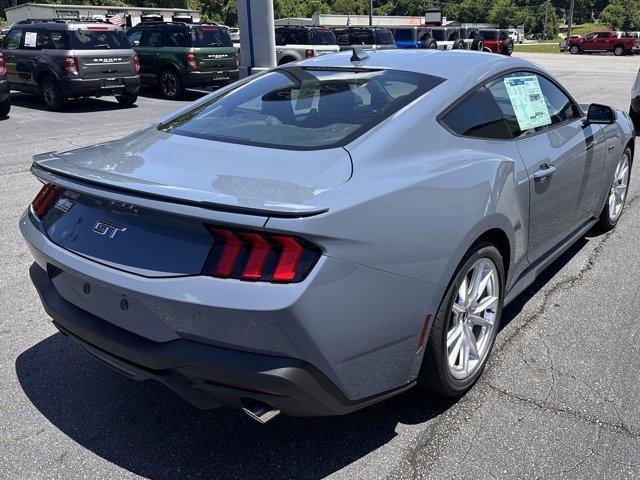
<box><xmin>14</xmin><ymin>230</ymin><xmax>603</xmax><ymax>480</ymax></box>
<box><xmin>10</xmin><ymin>92</ymin><xmax>138</xmax><ymax>113</ymax></box>
<box><xmin>137</xmin><ymin>87</ymin><xmax>211</xmax><ymax>102</ymax></box>
<box><xmin>15</xmin><ymin>332</ymin><xmax>455</xmax><ymax>479</ymax></box>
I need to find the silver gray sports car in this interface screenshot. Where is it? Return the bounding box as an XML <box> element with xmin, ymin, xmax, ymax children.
<box><xmin>20</xmin><ymin>49</ymin><xmax>633</xmax><ymax>423</ymax></box>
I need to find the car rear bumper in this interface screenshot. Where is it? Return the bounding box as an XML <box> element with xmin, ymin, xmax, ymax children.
<box><xmin>30</xmin><ymin>261</ymin><xmax>412</xmax><ymax>416</ymax></box>
<box><xmin>182</xmin><ymin>69</ymin><xmax>239</xmax><ymax>88</ymax></box>
<box><xmin>59</xmin><ymin>75</ymin><xmax>140</xmax><ymax>98</ymax></box>
<box><xmin>0</xmin><ymin>78</ymin><xmax>9</xmax><ymax>101</ymax></box>
<box><xmin>20</xmin><ymin>208</ymin><xmax>443</xmax><ymax>411</ymax></box>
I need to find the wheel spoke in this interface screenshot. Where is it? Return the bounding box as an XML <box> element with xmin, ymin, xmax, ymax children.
<box><xmin>461</xmin><ymin>330</ymin><xmax>470</xmax><ymax>373</ymax></box>
<box><xmin>447</xmin><ymin>323</ymin><xmax>463</xmax><ymax>348</ymax></box>
<box><xmin>473</xmin><ymin>295</ymin><xmax>498</xmax><ymax>315</ymax></box>
<box><xmin>468</xmin><ymin>313</ymin><xmax>494</xmax><ymax>328</ymax></box>
<box><xmin>465</xmin><ymin>325</ymin><xmax>479</xmax><ymax>359</ymax></box>
<box><xmin>458</xmin><ymin>276</ymin><xmax>469</xmax><ymax>308</ymax></box>
<box><xmin>468</xmin><ymin>264</ymin><xmax>485</xmax><ymax>302</ymax></box>
<box><xmin>452</xmin><ymin>302</ymin><xmax>465</xmax><ymax>316</ymax></box>
<box><xmin>448</xmin><ymin>329</ymin><xmax>464</xmax><ymax>366</ymax></box>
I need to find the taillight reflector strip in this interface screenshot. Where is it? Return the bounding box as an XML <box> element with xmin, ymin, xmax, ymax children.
<box><xmin>204</xmin><ymin>227</ymin><xmax>320</xmax><ymax>283</ymax></box>
<box><xmin>272</xmin><ymin>235</ymin><xmax>304</xmax><ymax>282</ymax></box>
<box><xmin>241</xmin><ymin>233</ymin><xmax>271</xmax><ymax>279</ymax></box>
<box><xmin>212</xmin><ymin>229</ymin><xmax>243</xmax><ymax>277</ymax></box>
<box><xmin>31</xmin><ymin>183</ymin><xmax>62</xmax><ymax>218</ymax></box>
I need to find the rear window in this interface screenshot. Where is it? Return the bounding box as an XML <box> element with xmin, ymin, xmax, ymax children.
<box><xmin>69</xmin><ymin>29</ymin><xmax>130</xmax><ymax>49</ymax></box>
<box><xmin>160</xmin><ymin>68</ymin><xmax>444</xmax><ymax>150</ymax></box>
<box><xmin>189</xmin><ymin>26</ymin><xmax>232</xmax><ymax>47</ymax></box>
<box><xmin>309</xmin><ymin>28</ymin><xmax>336</xmax><ymax>45</ymax></box>
<box><xmin>431</xmin><ymin>30</ymin><xmax>445</xmax><ymax>41</ymax></box>
<box><xmin>394</xmin><ymin>29</ymin><xmax>414</xmax><ymax>42</ymax></box>
<box><xmin>480</xmin><ymin>30</ymin><xmax>498</xmax><ymax>40</ymax></box>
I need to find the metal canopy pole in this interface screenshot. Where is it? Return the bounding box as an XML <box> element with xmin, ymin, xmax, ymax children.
<box><xmin>237</xmin><ymin>0</ymin><xmax>276</xmax><ymax>78</ymax></box>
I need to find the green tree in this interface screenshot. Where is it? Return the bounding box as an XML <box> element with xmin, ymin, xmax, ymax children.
<box><xmin>599</xmin><ymin>0</ymin><xmax>640</xmax><ymax>29</ymax></box>
<box><xmin>488</xmin><ymin>0</ymin><xmax>525</xmax><ymax>27</ymax></box>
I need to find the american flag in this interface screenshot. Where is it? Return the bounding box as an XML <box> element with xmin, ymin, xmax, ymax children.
<box><xmin>108</xmin><ymin>13</ymin><xmax>126</xmax><ymax>27</ymax></box>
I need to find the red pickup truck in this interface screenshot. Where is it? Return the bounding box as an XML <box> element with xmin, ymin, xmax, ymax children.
<box><xmin>568</xmin><ymin>31</ymin><xmax>638</xmax><ymax>56</ymax></box>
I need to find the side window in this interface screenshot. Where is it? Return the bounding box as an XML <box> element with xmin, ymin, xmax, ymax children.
<box><xmin>21</xmin><ymin>30</ymin><xmax>40</xmax><ymax>49</ymax></box>
<box><xmin>127</xmin><ymin>29</ymin><xmax>142</xmax><ymax>46</ymax></box>
<box><xmin>441</xmin><ymin>87</ymin><xmax>512</xmax><ymax>140</ymax></box>
<box><xmin>597</xmin><ymin>32</ymin><xmax>610</xmax><ymax>39</ymax></box>
<box><xmin>488</xmin><ymin>72</ymin><xmax>581</xmax><ymax>138</ymax></box>
<box><xmin>334</xmin><ymin>31</ymin><xmax>350</xmax><ymax>45</ymax></box>
<box><xmin>38</xmin><ymin>30</ymin><xmax>55</xmax><ymax>49</ymax></box>
<box><xmin>275</xmin><ymin>30</ymin><xmax>285</xmax><ymax>46</ymax></box>
<box><xmin>144</xmin><ymin>30</ymin><xmax>163</xmax><ymax>48</ymax></box>
<box><xmin>49</xmin><ymin>30</ymin><xmax>68</xmax><ymax>49</ymax></box>
<box><xmin>4</xmin><ymin>29</ymin><xmax>22</xmax><ymax>50</ymax></box>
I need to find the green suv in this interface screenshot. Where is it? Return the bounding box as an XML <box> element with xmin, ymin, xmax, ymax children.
<box><xmin>126</xmin><ymin>22</ymin><xmax>239</xmax><ymax>99</ymax></box>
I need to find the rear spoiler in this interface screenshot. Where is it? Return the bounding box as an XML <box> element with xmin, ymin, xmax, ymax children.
<box><xmin>31</xmin><ymin>152</ymin><xmax>329</xmax><ymax>219</ymax></box>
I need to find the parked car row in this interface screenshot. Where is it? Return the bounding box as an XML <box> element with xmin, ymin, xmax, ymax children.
<box><xmin>0</xmin><ymin>18</ymin><xmax>240</xmax><ymax>112</ymax></box>
<box><xmin>274</xmin><ymin>25</ymin><xmax>517</xmax><ymax>65</ymax></box>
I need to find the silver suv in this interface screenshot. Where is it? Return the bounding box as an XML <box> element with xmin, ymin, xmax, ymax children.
<box><xmin>1</xmin><ymin>19</ymin><xmax>140</xmax><ymax>110</ymax></box>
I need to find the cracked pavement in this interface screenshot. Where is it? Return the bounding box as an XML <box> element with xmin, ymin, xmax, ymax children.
<box><xmin>1</xmin><ymin>54</ymin><xmax>639</xmax><ymax>479</ymax></box>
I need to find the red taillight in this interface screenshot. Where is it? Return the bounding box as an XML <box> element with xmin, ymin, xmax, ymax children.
<box><xmin>186</xmin><ymin>52</ymin><xmax>199</xmax><ymax>71</ymax></box>
<box><xmin>272</xmin><ymin>235</ymin><xmax>304</xmax><ymax>282</ymax></box>
<box><xmin>304</xmin><ymin>49</ymin><xmax>315</xmax><ymax>59</ymax></box>
<box><xmin>31</xmin><ymin>184</ymin><xmax>62</xmax><ymax>218</ymax></box>
<box><xmin>133</xmin><ymin>54</ymin><xmax>140</xmax><ymax>74</ymax></box>
<box><xmin>212</xmin><ymin>229</ymin><xmax>243</xmax><ymax>277</ymax></box>
<box><xmin>64</xmin><ymin>56</ymin><xmax>79</xmax><ymax>76</ymax></box>
<box><xmin>204</xmin><ymin>227</ymin><xmax>320</xmax><ymax>283</ymax></box>
<box><xmin>240</xmin><ymin>233</ymin><xmax>271</xmax><ymax>279</ymax></box>
<box><xmin>0</xmin><ymin>56</ymin><xmax>6</xmax><ymax>77</ymax></box>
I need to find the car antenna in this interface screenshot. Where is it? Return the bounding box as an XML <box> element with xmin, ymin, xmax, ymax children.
<box><xmin>351</xmin><ymin>47</ymin><xmax>369</xmax><ymax>62</ymax></box>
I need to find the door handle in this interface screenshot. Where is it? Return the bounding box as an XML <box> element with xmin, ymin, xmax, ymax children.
<box><xmin>533</xmin><ymin>164</ymin><xmax>557</xmax><ymax>182</ymax></box>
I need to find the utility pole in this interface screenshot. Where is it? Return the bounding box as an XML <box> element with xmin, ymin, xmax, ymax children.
<box><xmin>369</xmin><ymin>0</ymin><xmax>373</xmax><ymax>26</ymax></box>
<box><xmin>543</xmin><ymin>0</ymin><xmax>549</xmax><ymax>39</ymax></box>
<box><xmin>566</xmin><ymin>0</ymin><xmax>575</xmax><ymax>41</ymax></box>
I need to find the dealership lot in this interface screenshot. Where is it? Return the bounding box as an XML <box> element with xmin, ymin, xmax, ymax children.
<box><xmin>1</xmin><ymin>52</ymin><xmax>640</xmax><ymax>479</ymax></box>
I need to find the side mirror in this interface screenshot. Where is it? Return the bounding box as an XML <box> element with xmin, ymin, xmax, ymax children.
<box><xmin>586</xmin><ymin>103</ymin><xmax>616</xmax><ymax>125</ymax></box>
<box><xmin>133</xmin><ymin>40</ymin><xmax>140</xmax><ymax>47</ymax></box>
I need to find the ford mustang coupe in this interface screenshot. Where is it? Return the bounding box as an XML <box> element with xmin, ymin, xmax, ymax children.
<box><xmin>20</xmin><ymin>49</ymin><xmax>633</xmax><ymax>423</ymax></box>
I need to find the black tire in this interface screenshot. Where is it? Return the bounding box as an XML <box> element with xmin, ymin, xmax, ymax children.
<box><xmin>471</xmin><ymin>37</ymin><xmax>484</xmax><ymax>51</ymax></box>
<box><xmin>452</xmin><ymin>39</ymin><xmax>465</xmax><ymax>50</ymax></box>
<box><xmin>115</xmin><ymin>92</ymin><xmax>138</xmax><ymax>106</ymax></box>
<box><xmin>613</xmin><ymin>45</ymin><xmax>625</xmax><ymax>56</ymax></box>
<box><xmin>0</xmin><ymin>97</ymin><xmax>10</xmax><ymax>117</ymax></box>
<box><xmin>570</xmin><ymin>44</ymin><xmax>580</xmax><ymax>55</ymax></box>
<box><xmin>158</xmin><ymin>69</ymin><xmax>183</xmax><ymax>100</ymax></box>
<box><xmin>597</xmin><ymin>147</ymin><xmax>632</xmax><ymax>231</ymax></box>
<box><xmin>40</xmin><ymin>75</ymin><xmax>66</xmax><ymax>111</ymax></box>
<box><xmin>417</xmin><ymin>242</ymin><xmax>505</xmax><ymax>397</ymax></box>
<box><xmin>501</xmin><ymin>38</ymin><xmax>514</xmax><ymax>56</ymax></box>
<box><xmin>427</xmin><ymin>39</ymin><xmax>438</xmax><ymax>49</ymax></box>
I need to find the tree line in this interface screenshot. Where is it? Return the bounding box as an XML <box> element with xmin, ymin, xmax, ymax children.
<box><xmin>2</xmin><ymin>0</ymin><xmax>640</xmax><ymax>32</ymax></box>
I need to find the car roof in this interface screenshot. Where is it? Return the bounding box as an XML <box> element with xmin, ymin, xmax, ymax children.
<box><xmin>14</xmin><ymin>20</ymin><xmax>122</xmax><ymax>31</ymax></box>
<box><xmin>300</xmin><ymin>49</ymin><xmax>536</xmax><ymax>79</ymax></box>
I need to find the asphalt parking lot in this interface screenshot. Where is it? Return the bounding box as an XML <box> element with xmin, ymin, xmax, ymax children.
<box><xmin>1</xmin><ymin>53</ymin><xmax>640</xmax><ymax>480</ymax></box>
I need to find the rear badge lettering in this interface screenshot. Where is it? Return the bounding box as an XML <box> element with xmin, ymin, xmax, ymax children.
<box><xmin>93</xmin><ymin>58</ymin><xmax>123</xmax><ymax>63</ymax></box>
<box><xmin>93</xmin><ymin>220</ymin><xmax>127</xmax><ymax>239</ymax></box>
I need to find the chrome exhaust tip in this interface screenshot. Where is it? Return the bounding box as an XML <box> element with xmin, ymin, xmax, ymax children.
<box><xmin>242</xmin><ymin>401</ymin><xmax>281</xmax><ymax>424</ymax></box>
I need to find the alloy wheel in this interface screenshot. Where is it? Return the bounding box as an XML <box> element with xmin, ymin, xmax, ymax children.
<box><xmin>447</xmin><ymin>258</ymin><xmax>499</xmax><ymax>380</ymax></box>
<box><xmin>161</xmin><ymin>72</ymin><xmax>178</xmax><ymax>98</ymax></box>
<box><xmin>609</xmin><ymin>153</ymin><xmax>630</xmax><ymax>221</ymax></box>
<box><xmin>42</xmin><ymin>82</ymin><xmax>55</xmax><ymax>106</ymax></box>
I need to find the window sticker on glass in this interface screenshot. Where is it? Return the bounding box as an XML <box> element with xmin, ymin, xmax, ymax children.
<box><xmin>503</xmin><ymin>76</ymin><xmax>551</xmax><ymax>131</ymax></box>
<box><xmin>24</xmin><ymin>31</ymin><xmax>38</xmax><ymax>48</ymax></box>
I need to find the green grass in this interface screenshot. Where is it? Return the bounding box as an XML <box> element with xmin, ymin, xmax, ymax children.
<box><xmin>514</xmin><ymin>43</ymin><xmax>561</xmax><ymax>54</ymax></box>
<box><xmin>566</xmin><ymin>23</ymin><xmax>610</xmax><ymax>36</ymax></box>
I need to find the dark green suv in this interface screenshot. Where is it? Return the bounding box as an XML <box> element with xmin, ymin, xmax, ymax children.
<box><xmin>126</xmin><ymin>22</ymin><xmax>239</xmax><ymax>99</ymax></box>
